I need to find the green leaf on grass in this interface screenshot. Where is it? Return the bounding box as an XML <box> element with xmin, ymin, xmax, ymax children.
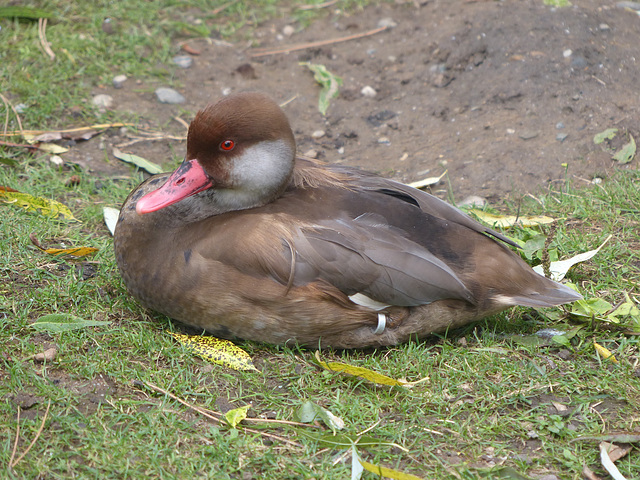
<box><xmin>0</xmin><ymin>188</ymin><xmax>79</xmax><ymax>221</ymax></box>
<box><xmin>612</xmin><ymin>135</ymin><xmax>636</xmax><ymax>164</ymax></box>
<box><xmin>593</xmin><ymin>128</ymin><xmax>618</xmax><ymax>144</ymax></box>
<box><xmin>300</xmin><ymin>62</ymin><xmax>343</xmax><ymax>115</ymax></box>
<box><xmin>170</xmin><ymin>332</ymin><xmax>257</xmax><ymax>371</ymax></box>
<box><xmin>31</xmin><ymin>314</ymin><xmax>111</xmax><ymax>333</ymax></box>
<box><xmin>296</xmin><ymin>401</ymin><xmax>345</xmax><ymax>434</ymax></box>
<box><xmin>543</xmin><ymin>0</ymin><xmax>571</xmax><ymax>6</ymax></box>
<box><xmin>224</xmin><ymin>404</ymin><xmax>251</xmax><ymax>428</ymax></box>
<box><xmin>0</xmin><ymin>6</ymin><xmax>53</xmax><ymax>19</ymax></box>
<box><xmin>113</xmin><ymin>147</ymin><xmax>163</xmax><ymax>174</ymax></box>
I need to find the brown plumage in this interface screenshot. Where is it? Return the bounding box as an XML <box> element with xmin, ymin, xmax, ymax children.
<box><xmin>114</xmin><ymin>92</ymin><xmax>581</xmax><ymax>348</ymax></box>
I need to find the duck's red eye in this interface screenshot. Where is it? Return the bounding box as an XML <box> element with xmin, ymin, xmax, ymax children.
<box><xmin>220</xmin><ymin>140</ymin><xmax>235</xmax><ymax>151</ymax></box>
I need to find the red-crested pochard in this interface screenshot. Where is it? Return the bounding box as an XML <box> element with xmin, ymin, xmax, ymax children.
<box><xmin>114</xmin><ymin>92</ymin><xmax>581</xmax><ymax>348</ymax></box>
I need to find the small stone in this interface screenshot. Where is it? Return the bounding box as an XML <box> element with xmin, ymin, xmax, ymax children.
<box><xmin>49</xmin><ymin>155</ymin><xmax>63</xmax><ymax>166</ymax></box>
<box><xmin>302</xmin><ymin>149</ymin><xmax>318</xmax><ymax>159</ymax></box>
<box><xmin>15</xmin><ymin>103</ymin><xmax>27</xmax><ymax>113</ymax></box>
<box><xmin>282</xmin><ymin>25</ymin><xmax>295</xmax><ymax>37</ymax></box>
<box><xmin>506</xmin><ymin>128</ymin><xmax>515</xmax><ymax>134</ymax></box>
<box><xmin>221</xmin><ymin>87</ymin><xmax>232</xmax><ymax>96</ymax></box>
<box><xmin>527</xmin><ymin>430</ymin><xmax>539</xmax><ymax>439</ymax></box>
<box><xmin>172</xmin><ymin>55</ymin><xmax>193</xmax><ymax>69</ymax></box>
<box><xmin>155</xmin><ymin>87</ymin><xmax>185</xmax><ymax>104</ymax></box>
<box><xmin>361</xmin><ymin>86</ymin><xmax>377</xmax><ymax>98</ymax></box>
<box><xmin>337</xmin><ymin>147</ymin><xmax>344</xmax><ymax>154</ymax></box>
<box><xmin>592</xmin><ymin>177</ymin><xmax>603</xmax><ymax>184</ymax></box>
<box><xmin>571</xmin><ymin>56</ymin><xmax>587</xmax><ymax>69</ymax></box>
<box><xmin>556</xmin><ymin>133</ymin><xmax>569</xmax><ymax>142</ymax></box>
<box><xmin>563</xmin><ymin>49</ymin><xmax>572</xmax><ymax>58</ymax></box>
<box><xmin>92</xmin><ymin>94</ymin><xmax>113</xmax><ymax>109</ymax></box>
<box><xmin>311</xmin><ymin>130</ymin><xmax>325</xmax><ymax>139</ymax></box>
<box><xmin>518</xmin><ymin>130</ymin><xmax>539</xmax><ymax>140</ymax></box>
<box><xmin>112</xmin><ymin>74</ymin><xmax>127</xmax><ymax>89</ymax></box>
<box><xmin>556</xmin><ymin>122</ymin><xmax>565</xmax><ymax>129</ymax></box>
<box><xmin>599</xmin><ymin>23</ymin><xmax>611</xmax><ymax>31</ymax></box>
<box><xmin>235</xmin><ymin>63</ymin><xmax>257</xmax><ymax>79</ymax></box>
<box><xmin>458</xmin><ymin>195</ymin><xmax>487</xmax><ymax>208</ymax></box>
<box><xmin>377</xmin><ymin>17</ymin><xmax>397</xmax><ymax>29</ymax></box>
<box><xmin>33</xmin><ymin>346</ymin><xmax>57</xmax><ymax>363</ymax></box>
<box><xmin>378</xmin><ymin>136</ymin><xmax>390</xmax><ymax>145</ymax></box>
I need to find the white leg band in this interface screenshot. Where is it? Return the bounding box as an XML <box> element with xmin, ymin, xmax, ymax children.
<box><xmin>373</xmin><ymin>313</ymin><xmax>387</xmax><ymax>334</ymax></box>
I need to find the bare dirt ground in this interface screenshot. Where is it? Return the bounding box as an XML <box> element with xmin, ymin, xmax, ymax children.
<box><xmin>69</xmin><ymin>0</ymin><xmax>639</xmax><ymax>204</ymax></box>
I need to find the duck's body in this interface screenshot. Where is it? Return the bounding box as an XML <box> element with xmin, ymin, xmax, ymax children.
<box><xmin>114</xmin><ymin>92</ymin><xmax>581</xmax><ymax>348</ymax></box>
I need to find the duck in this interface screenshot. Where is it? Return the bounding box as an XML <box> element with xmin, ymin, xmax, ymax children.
<box><xmin>114</xmin><ymin>92</ymin><xmax>582</xmax><ymax>349</ymax></box>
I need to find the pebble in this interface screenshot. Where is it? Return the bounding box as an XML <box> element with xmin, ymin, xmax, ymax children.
<box><xmin>377</xmin><ymin>18</ymin><xmax>397</xmax><ymax>29</ymax></box>
<box><xmin>311</xmin><ymin>130</ymin><xmax>325</xmax><ymax>139</ymax></box>
<box><xmin>49</xmin><ymin>155</ymin><xmax>63</xmax><ymax>166</ymax></box>
<box><xmin>458</xmin><ymin>195</ymin><xmax>487</xmax><ymax>208</ymax></box>
<box><xmin>221</xmin><ymin>87</ymin><xmax>232</xmax><ymax>96</ymax></box>
<box><xmin>302</xmin><ymin>149</ymin><xmax>318</xmax><ymax>159</ymax></box>
<box><xmin>378</xmin><ymin>136</ymin><xmax>390</xmax><ymax>145</ymax></box>
<box><xmin>571</xmin><ymin>56</ymin><xmax>587</xmax><ymax>69</ymax></box>
<box><xmin>506</xmin><ymin>128</ymin><xmax>515</xmax><ymax>134</ymax></box>
<box><xmin>556</xmin><ymin>122</ymin><xmax>564</xmax><ymax>129</ymax></box>
<box><xmin>15</xmin><ymin>103</ymin><xmax>27</xmax><ymax>113</ymax></box>
<box><xmin>172</xmin><ymin>55</ymin><xmax>193</xmax><ymax>69</ymax></box>
<box><xmin>92</xmin><ymin>94</ymin><xmax>113</xmax><ymax>109</ymax></box>
<box><xmin>599</xmin><ymin>23</ymin><xmax>611</xmax><ymax>31</ymax></box>
<box><xmin>282</xmin><ymin>25</ymin><xmax>295</xmax><ymax>37</ymax></box>
<box><xmin>563</xmin><ymin>49</ymin><xmax>572</xmax><ymax>58</ymax></box>
<box><xmin>518</xmin><ymin>130</ymin><xmax>539</xmax><ymax>140</ymax></box>
<box><xmin>556</xmin><ymin>133</ymin><xmax>569</xmax><ymax>142</ymax></box>
<box><xmin>361</xmin><ymin>86</ymin><xmax>377</xmax><ymax>97</ymax></box>
<box><xmin>337</xmin><ymin>147</ymin><xmax>344</xmax><ymax>154</ymax></box>
<box><xmin>155</xmin><ymin>87</ymin><xmax>185</xmax><ymax>104</ymax></box>
<box><xmin>113</xmin><ymin>74</ymin><xmax>127</xmax><ymax>89</ymax></box>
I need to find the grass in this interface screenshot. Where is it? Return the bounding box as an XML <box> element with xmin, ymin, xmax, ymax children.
<box><xmin>2</xmin><ymin>1</ymin><xmax>640</xmax><ymax>479</ymax></box>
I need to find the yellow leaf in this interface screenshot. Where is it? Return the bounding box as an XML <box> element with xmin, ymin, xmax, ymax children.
<box><xmin>224</xmin><ymin>404</ymin><xmax>251</xmax><ymax>428</ymax></box>
<box><xmin>593</xmin><ymin>342</ymin><xmax>618</xmax><ymax>364</ymax></box>
<box><xmin>0</xmin><ymin>189</ymin><xmax>79</xmax><ymax>221</ymax></box>
<box><xmin>37</xmin><ymin>143</ymin><xmax>69</xmax><ymax>154</ymax></box>
<box><xmin>469</xmin><ymin>209</ymin><xmax>555</xmax><ymax>228</ymax></box>
<box><xmin>44</xmin><ymin>246</ymin><xmax>99</xmax><ymax>257</ymax></box>
<box><xmin>314</xmin><ymin>352</ymin><xmax>428</xmax><ymax>388</ymax></box>
<box><xmin>169</xmin><ymin>332</ymin><xmax>257</xmax><ymax>371</ymax></box>
<box><xmin>360</xmin><ymin>459</ymin><xmax>427</xmax><ymax>480</ymax></box>
<box><xmin>407</xmin><ymin>170</ymin><xmax>447</xmax><ymax>190</ymax></box>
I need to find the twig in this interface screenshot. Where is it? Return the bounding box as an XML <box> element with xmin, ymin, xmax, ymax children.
<box><xmin>115</xmin><ymin>133</ymin><xmax>186</xmax><ymax>148</ymax></box>
<box><xmin>8</xmin><ymin>407</ymin><xmax>20</xmax><ymax>469</ymax></box>
<box><xmin>10</xmin><ymin>401</ymin><xmax>52</xmax><ymax>469</ymax></box>
<box><xmin>136</xmin><ymin>381</ymin><xmax>304</xmax><ymax>447</ymax></box>
<box><xmin>212</xmin><ymin>0</ymin><xmax>238</xmax><ymax>15</ymax></box>
<box><xmin>249</xmin><ymin>26</ymin><xmax>387</xmax><ymax>58</ymax></box>
<box><xmin>297</xmin><ymin>0</ymin><xmax>339</xmax><ymax>10</ymax></box>
<box><xmin>173</xmin><ymin>116</ymin><xmax>190</xmax><ymax>130</ymax></box>
<box><xmin>0</xmin><ymin>122</ymin><xmax>135</xmax><ymax>137</ymax></box>
<box><xmin>0</xmin><ymin>92</ymin><xmax>24</xmax><ymax>137</ymax></box>
<box><xmin>0</xmin><ymin>141</ymin><xmax>40</xmax><ymax>150</ymax></box>
<box><xmin>38</xmin><ymin>18</ymin><xmax>55</xmax><ymax>61</ymax></box>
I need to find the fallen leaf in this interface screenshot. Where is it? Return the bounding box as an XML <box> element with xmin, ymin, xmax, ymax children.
<box><xmin>0</xmin><ymin>188</ymin><xmax>79</xmax><ymax>221</ymax></box>
<box><xmin>407</xmin><ymin>170</ymin><xmax>447</xmax><ymax>189</ymax></box>
<box><xmin>36</xmin><ymin>143</ymin><xmax>69</xmax><ymax>154</ymax></box>
<box><xmin>315</xmin><ymin>351</ymin><xmax>428</xmax><ymax>388</ymax></box>
<box><xmin>169</xmin><ymin>332</ymin><xmax>257</xmax><ymax>371</ymax></box>
<box><xmin>533</xmin><ymin>235</ymin><xmax>611</xmax><ymax>281</ymax></box>
<box><xmin>31</xmin><ymin>313</ymin><xmax>111</xmax><ymax>333</ymax></box>
<box><xmin>600</xmin><ymin>442</ymin><xmax>628</xmax><ymax>480</ymax></box>
<box><xmin>33</xmin><ymin>346</ymin><xmax>57</xmax><ymax>363</ymax></box>
<box><xmin>103</xmin><ymin>207</ymin><xmax>120</xmax><ymax>235</ymax></box>
<box><xmin>300</xmin><ymin>62</ymin><xmax>343</xmax><ymax>115</ymax></box>
<box><xmin>469</xmin><ymin>209</ymin><xmax>555</xmax><ymax>228</ymax></box>
<box><xmin>360</xmin><ymin>459</ymin><xmax>427</xmax><ymax>480</ymax></box>
<box><xmin>572</xmin><ymin>432</ymin><xmax>640</xmax><ymax>443</ymax></box>
<box><xmin>296</xmin><ymin>401</ymin><xmax>345</xmax><ymax>434</ymax></box>
<box><xmin>30</xmin><ymin>233</ymin><xmax>98</xmax><ymax>257</ymax></box>
<box><xmin>351</xmin><ymin>445</ymin><xmax>364</xmax><ymax>480</ymax></box>
<box><xmin>224</xmin><ymin>404</ymin><xmax>251</xmax><ymax>428</ymax></box>
<box><xmin>594</xmin><ymin>128</ymin><xmax>618</xmax><ymax>144</ymax></box>
<box><xmin>593</xmin><ymin>342</ymin><xmax>618</xmax><ymax>364</ymax></box>
<box><xmin>612</xmin><ymin>135</ymin><xmax>636</xmax><ymax>164</ymax></box>
<box><xmin>0</xmin><ymin>6</ymin><xmax>53</xmax><ymax>19</ymax></box>
<box><xmin>112</xmin><ymin>147</ymin><xmax>163</xmax><ymax>174</ymax></box>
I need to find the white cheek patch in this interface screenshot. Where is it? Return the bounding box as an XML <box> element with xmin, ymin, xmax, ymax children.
<box><xmin>231</xmin><ymin>139</ymin><xmax>294</xmax><ymax>192</ymax></box>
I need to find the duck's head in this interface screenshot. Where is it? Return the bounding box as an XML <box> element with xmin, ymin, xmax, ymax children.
<box><xmin>136</xmin><ymin>92</ymin><xmax>297</xmax><ymax>216</ymax></box>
